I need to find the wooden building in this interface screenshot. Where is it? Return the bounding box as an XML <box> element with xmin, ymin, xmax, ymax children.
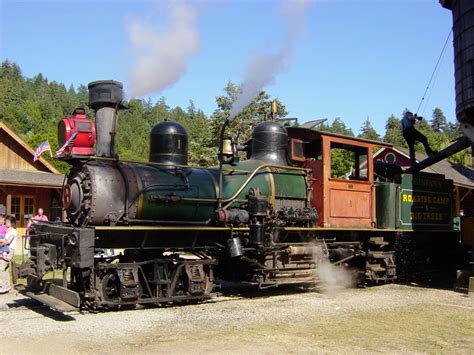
<box><xmin>0</xmin><ymin>121</ymin><xmax>64</xmax><ymax>238</ymax></box>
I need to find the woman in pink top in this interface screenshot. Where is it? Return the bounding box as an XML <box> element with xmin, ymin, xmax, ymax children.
<box><xmin>33</xmin><ymin>208</ymin><xmax>48</xmax><ymax>222</ymax></box>
<box><xmin>0</xmin><ymin>214</ymin><xmax>7</xmax><ymax>236</ymax></box>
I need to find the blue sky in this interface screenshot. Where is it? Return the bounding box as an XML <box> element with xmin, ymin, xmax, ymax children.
<box><xmin>0</xmin><ymin>0</ymin><xmax>454</xmax><ymax>136</ymax></box>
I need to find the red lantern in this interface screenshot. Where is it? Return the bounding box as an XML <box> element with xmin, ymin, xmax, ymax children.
<box><xmin>57</xmin><ymin>108</ymin><xmax>96</xmax><ymax>158</ymax></box>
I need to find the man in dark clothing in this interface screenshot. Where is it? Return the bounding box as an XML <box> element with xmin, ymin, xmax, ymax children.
<box><xmin>401</xmin><ymin>111</ymin><xmax>436</xmax><ymax>164</ymax></box>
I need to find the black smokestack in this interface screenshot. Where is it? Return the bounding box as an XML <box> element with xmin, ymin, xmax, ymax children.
<box><xmin>88</xmin><ymin>80</ymin><xmax>124</xmax><ymax>158</ymax></box>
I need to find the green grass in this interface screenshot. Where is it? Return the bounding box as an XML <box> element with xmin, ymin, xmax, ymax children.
<box><xmin>143</xmin><ymin>304</ymin><xmax>474</xmax><ymax>354</ymax></box>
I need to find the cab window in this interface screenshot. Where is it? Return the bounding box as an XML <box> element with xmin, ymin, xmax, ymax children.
<box><xmin>330</xmin><ymin>142</ymin><xmax>368</xmax><ymax>180</ymax></box>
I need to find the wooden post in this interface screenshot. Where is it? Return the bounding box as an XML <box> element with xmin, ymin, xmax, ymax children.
<box><xmin>6</xmin><ymin>194</ymin><xmax>11</xmax><ymax>215</ymax></box>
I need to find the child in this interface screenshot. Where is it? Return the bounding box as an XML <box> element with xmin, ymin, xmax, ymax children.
<box><xmin>0</xmin><ymin>214</ymin><xmax>8</xmax><ymax>260</ymax></box>
<box><xmin>0</xmin><ymin>234</ymin><xmax>8</xmax><ymax>260</ymax></box>
<box><xmin>0</xmin><ymin>216</ymin><xmax>15</xmax><ymax>293</ymax></box>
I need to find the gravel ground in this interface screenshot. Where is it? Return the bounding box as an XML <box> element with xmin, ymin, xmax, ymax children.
<box><xmin>0</xmin><ymin>284</ymin><xmax>473</xmax><ymax>354</ymax></box>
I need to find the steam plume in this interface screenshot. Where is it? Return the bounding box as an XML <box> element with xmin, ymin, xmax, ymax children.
<box><xmin>127</xmin><ymin>3</ymin><xmax>201</xmax><ymax>97</ymax></box>
<box><xmin>229</xmin><ymin>0</ymin><xmax>311</xmax><ymax>120</ymax></box>
<box><xmin>309</xmin><ymin>241</ymin><xmax>355</xmax><ymax>294</ymax></box>
<box><xmin>316</xmin><ymin>261</ymin><xmax>355</xmax><ymax>294</ymax></box>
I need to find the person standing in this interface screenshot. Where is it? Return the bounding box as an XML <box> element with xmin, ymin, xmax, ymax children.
<box><xmin>0</xmin><ymin>216</ymin><xmax>18</xmax><ymax>294</ymax></box>
<box><xmin>0</xmin><ymin>213</ymin><xmax>9</xmax><ymax>292</ymax></box>
<box><xmin>0</xmin><ymin>214</ymin><xmax>9</xmax><ymax>262</ymax></box>
<box><xmin>25</xmin><ymin>216</ymin><xmax>33</xmax><ymax>257</ymax></box>
<box><xmin>33</xmin><ymin>208</ymin><xmax>48</xmax><ymax>222</ymax></box>
<box><xmin>0</xmin><ymin>214</ymin><xmax>7</xmax><ymax>237</ymax></box>
<box><xmin>401</xmin><ymin>111</ymin><xmax>436</xmax><ymax>164</ymax></box>
<box><xmin>27</xmin><ymin>209</ymin><xmax>48</xmax><ymax>256</ymax></box>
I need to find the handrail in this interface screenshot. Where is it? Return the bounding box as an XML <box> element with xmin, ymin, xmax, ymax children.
<box><xmin>221</xmin><ymin>163</ymin><xmax>308</xmax><ymax>209</ymax></box>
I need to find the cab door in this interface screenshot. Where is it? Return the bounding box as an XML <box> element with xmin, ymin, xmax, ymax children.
<box><xmin>322</xmin><ymin>136</ymin><xmax>375</xmax><ymax>228</ymax></box>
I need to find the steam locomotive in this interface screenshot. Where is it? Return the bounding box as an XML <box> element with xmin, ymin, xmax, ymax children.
<box><xmin>10</xmin><ymin>0</ymin><xmax>474</xmax><ymax>312</ymax></box>
<box><xmin>14</xmin><ymin>80</ymin><xmax>462</xmax><ymax>312</ymax></box>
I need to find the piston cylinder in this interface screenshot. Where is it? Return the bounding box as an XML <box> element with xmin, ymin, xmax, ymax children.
<box><xmin>249</xmin><ymin>224</ymin><xmax>265</xmax><ymax>246</ymax></box>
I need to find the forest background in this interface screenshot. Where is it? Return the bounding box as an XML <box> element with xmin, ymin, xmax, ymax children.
<box><xmin>1</xmin><ymin>60</ymin><xmax>471</xmax><ymax>174</ymax></box>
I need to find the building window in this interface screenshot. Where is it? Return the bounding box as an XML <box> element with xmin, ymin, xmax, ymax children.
<box><xmin>24</xmin><ymin>197</ymin><xmax>34</xmax><ymax>218</ymax></box>
<box><xmin>11</xmin><ymin>196</ymin><xmax>35</xmax><ymax>227</ymax></box>
<box><xmin>11</xmin><ymin>197</ymin><xmax>21</xmax><ymax>225</ymax></box>
<box><xmin>384</xmin><ymin>152</ymin><xmax>397</xmax><ymax>164</ymax></box>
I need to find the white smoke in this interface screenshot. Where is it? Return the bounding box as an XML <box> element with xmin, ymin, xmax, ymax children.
<box><xmin>316</xmin><ymin>261</ymin><xmax>355</xmax><ymax>294</ymax></box>
<box><xmin>310</xmin><ymin>241</ymin><xmax>355</xmax><ymax>294</ymax></box>
<box><xmin>229</xmin><ymin>0</ymin><xmax>312</xmax><ymax>120</ymax></box>
<box><xmin>127</xmin><ymin>2</ymin><xmax>201</xmax><ymax>97</ymax></box>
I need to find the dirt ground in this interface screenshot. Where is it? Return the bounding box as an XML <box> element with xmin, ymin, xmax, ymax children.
<box><xmin>0</xmin><ymin>284</ymin><xmax>472</xmax><ymax>354</ymax></box>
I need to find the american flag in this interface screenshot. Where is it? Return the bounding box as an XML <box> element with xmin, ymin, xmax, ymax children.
<box><xmin>55</xmin><ymin>131</ymin><xmax>78</xmax><ymax>158</ymax></box>
<box><xmin>33</xmin><ymin>140</ymin><xmax>51</xmax><ymax>162</ymax></box>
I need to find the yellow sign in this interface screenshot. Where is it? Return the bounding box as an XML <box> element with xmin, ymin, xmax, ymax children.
<box><xmin>401</xmin><ymin>193</ymin><xmax>450</xmax><ymax>205</ymax></box>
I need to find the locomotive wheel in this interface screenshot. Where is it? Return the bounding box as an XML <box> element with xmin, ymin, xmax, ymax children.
<box><xmin>365</xmin><ymin>237</ymin><xmax>396</xmax><ymax>284</ymax></box>
<box><xmin>100</xmin><ymin>273</ymin><xmax>121</xmax><ymax>302</ymax></box>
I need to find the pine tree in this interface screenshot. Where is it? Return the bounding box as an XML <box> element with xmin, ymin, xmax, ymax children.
<box><xmin>358</xmin><ymin>117</ymin><xmax>381</xmax><ymax>141</ymax></box>
<box><xmin>186</xmin><ymin>100</ymin><xmax>197</xmax><ymax>119</ymax></box>
<box><xmin>383</xmin><ymin>114</ymin><xmax>405</xmax><ymax>147</ymax></box>
<box><xmin>431</xmin><ymin>107</ymin><xmax>448</xmax><ymax>133</ymax></box>
<box><xmin>319</xmin><ymin>117</ymin><xmax>354</xmax><ymax>137</ymax></box>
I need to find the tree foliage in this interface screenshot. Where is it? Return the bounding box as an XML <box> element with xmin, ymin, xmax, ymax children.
<box><xmin>209</xmin><ymin>81</ymin><xmax>288</xmax><ymax>148</ymax></box>
<box><xmin>358</xmin><ymin>117</ymin><xmax>381</xmax><ymax>141</ymax></box>
<box><xmin>431</xmin><ymin>107</ymin><xmax>448</xmax><ymax>133</ymax></box>
<box><xmin>383</xmin><ymin>114</ymin><xmax>405</xmax><ymax>147</ymax></box>
<box><xmin>0</xmin><ymin>60</ymin><xmax>471</xmax><ymax>177</ymax></box>
<box><xmin>319</xmin><ymin>117</ymin><xmax>354</xmax><ymax>137</ymax></box>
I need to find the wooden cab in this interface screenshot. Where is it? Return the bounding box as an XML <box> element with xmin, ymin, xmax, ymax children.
<box><xmin>287</xmin><ymin>127</ymin><xmax>391</xmax><ymax>228</ymax></box>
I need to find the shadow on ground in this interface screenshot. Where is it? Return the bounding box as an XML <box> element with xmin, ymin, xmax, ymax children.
<box><xmin>6</xmin><ymin>297</ymin><xmax>77</xmax><ymax>321</ymax></box>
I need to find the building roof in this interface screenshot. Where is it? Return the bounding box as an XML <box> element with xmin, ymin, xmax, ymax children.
<box><xmin>0</xmin><ymin>121</ymin><xmax>59</xmax><ymax>174</ymax></box>
<box><xmin>0</xmin><ymin>168</ymin><xmax>65</xmax><ymax>188</ymax></box>
<box><xmin>375</xmin><ymin>146</ymin><xmax>474</xmax><ymax>189</ymax></box>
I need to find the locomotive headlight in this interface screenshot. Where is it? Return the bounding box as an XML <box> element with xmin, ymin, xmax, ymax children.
<box><xmin>57</xmin><ymin>108</ymin><xmax>96</xmax><ymax>159</ymax></box>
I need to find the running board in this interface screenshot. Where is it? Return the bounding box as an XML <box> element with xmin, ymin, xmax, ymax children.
<box><xmin>15</xmin><ymin>284</ymin><xmax>79</xmax><ymax>312</ymax></box>
<box><xmin>15</xmin><ymin>277</ymin><xmax>81</xmax><ymax>312</ymax></box>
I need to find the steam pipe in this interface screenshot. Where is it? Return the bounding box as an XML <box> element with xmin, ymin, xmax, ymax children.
<box><xmin>404</xmin><ymin>136</ymin><xmax>471</xmax><ymax>174</ymax></box>
<box><xmin>217</xmin><ymin>117</ymin><xmax>232</xmax><ymax>208</ymax></box>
